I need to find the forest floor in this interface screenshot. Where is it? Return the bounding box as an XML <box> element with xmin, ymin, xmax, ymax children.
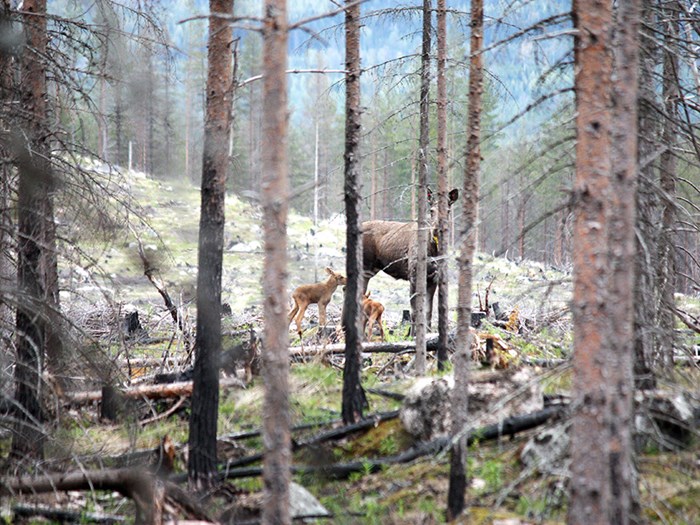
<box><xmin>2</xmin><ymin>169</ymin><xmax>699</xmax><ymax>524</ymax></box>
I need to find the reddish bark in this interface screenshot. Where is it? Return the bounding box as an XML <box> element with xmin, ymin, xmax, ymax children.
<box><xmin>261</xmin><ymin>1</ymin><xmax>291</xmax><ymax>523</ymax></box>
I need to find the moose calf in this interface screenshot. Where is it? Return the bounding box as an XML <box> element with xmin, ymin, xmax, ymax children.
<box><xmin>362</xmin><ymin>292</ymin><xmax>385</xmax><ymax>342</ymax></box>
<box><xmin>288</xmin><ymin>267</ymin><xmax>347</xmax><ymax>340</ymax></box>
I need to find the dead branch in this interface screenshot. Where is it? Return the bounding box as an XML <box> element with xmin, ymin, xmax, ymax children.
<box><xmin>2</xmin><ymin>468</ymin><xmax>161</xmax><ymax>524</ymax></box>
<box><xmin>64</xmin><ymin>377</ymin><xmax>244</xmax><ymax>405</ymax></box>
<box><xmin>2</xmin><ymin>468</ymin><xmax>212</xmax><ymax>525</ymax></box>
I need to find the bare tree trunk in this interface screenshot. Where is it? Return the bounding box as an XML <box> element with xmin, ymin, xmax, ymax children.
<box><xmin>436</xmin><ymin>0</ymin><xmax>449</xmax><ymax>370</ymax></box>
<box><xmin>382</xmin><ymin>148</ymin><xmax>389</xmax><ymax>218</ymax></box>
<box><xmin>187</xmin><ymin>0</ymin><xmax>233</xmax><ymax>492</ymax></box>
<box><xmin>634</xmin><ymin>0</ymin><xmax>659</xmax><ymax>390</ymax></box>
<box><xmin>447</xmin><ymin>0</ymin><xmax>482</xmax><ymax>517</ymax></box>
<box><xmin>341</xmin><ymin>0</ymin><xmax>366</xmax><ymax>426</ymax></box>
<box><xmin>608</xmin><ymin>0</ymin><xmax>642</xmax><ymax>521</ymax></box>
<box><xmin>261</xmin><ymin>1</ymin><xmax>291</xmax><ymax>523</ymax></box>
<box><xmin>370</xmin><ymin>127</ymin><xmax>377</xmax><ymax>221</ymax></box>
<box><xmin>12</xmin><ymin>0</ymin><xmax>50</xmax><ymax>461</ymax></box>
<box><xmin>414</xmin><ymin>0</ymin><xmax>431</xmax><ymax>374</ymax></box>
<box><xmin>185</xmin><ymin>86</ymin><xmax>191</xmax><ymax>181</ymax></box>
<box><xmin>568</xmin><ymin>0</ymin><xmax>616</xmax><ymax>521</ymax></box>
<box><xmin>657</xmin><ymin>6</ymin><xmax>678</xmax><ymax>368</ymax></box>
<box><xmin>0</xmin><ymin>0</ymin><xmax>15</xmax><ymax>391</ymax></box>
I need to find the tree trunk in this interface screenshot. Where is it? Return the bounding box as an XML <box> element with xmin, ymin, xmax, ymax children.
<box><xmin>568</xmin><ymin>0</ymin><xmax>617</xmax><ymax>522</ymax></box>
<box><xmin>607</xmin><ymin>0</ymin><xmax>642</xmax><ymax>521</ymax></box>
<box><xmin>12</xmin><ymin>0</ymin><xmax>51</xmax><ymax>462</ymax></box>
<box><xmin>414</xmin><ymin>0</ymin><xmax>432</xmax><ymax>374</ymax></box>
<box><xmin>657</xmin><ymin>6</ymin><xmax>678</xmax><ymax>368</ymax></box>
<box><xmin>187</xmin><ymin>0</ymin><xmax>233</xmax><ymax>492</ymax></box>
<box><xmin>0</xmin><ymin>0</ymin><xmax>15</xmax><ymax>391</ymax></box>
<box><xmin>436</xmin><ymin>0</ymin><xmax>449</xmax><ymax>370</ymax></box>
<box><xmin>634</xmin><ymin>0</ymin><xmax>659</xmax><ymax>390</ymax></box>
<box><xmin>341</xmin><ymin>0</ymin><xmax>367</xmax><ymax>426</ymax></box>
<box><xmin>261</xmin><ymin>1</ymin><xmax>291</xmax><ymax>523</ymax></box>
<box><xmin>447</xmin><ymin>0</ymin><xmax>482</xmax><ymax>518</ymax></box>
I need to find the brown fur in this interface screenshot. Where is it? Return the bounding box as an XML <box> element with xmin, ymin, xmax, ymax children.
<box><xmin>361</xmin><ymin>188</ymin><xmax>459</xmax><ymax>331</ymax></box>
<box><xmin>288</xmin><ymin>267</ymin><xmax>347</xmax><ymax>339</ymax></box>
<box><xmin>362</xmin><ymin>292</ymin><xmax>385</xmax><ymax>341</ymax></box>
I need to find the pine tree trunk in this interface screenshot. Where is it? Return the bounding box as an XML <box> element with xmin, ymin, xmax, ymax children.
<box><xmin>13</xmin><ymin>0</ymin><xmax>50</xmax><ymax>461</ymax></box>
<box><xmin>261</xmin><ymin>1</ymin><xmax>291</xmax><ymax>523</ymax></box>
<box><xmin>187</xmin><ymin>0</ymin><xmax>233</xmax><ymax>492</ymax></box>
<box><xmin>657</xmin><ymin>7</ymin><xmax>678</xmax><ymax>368</ymax></box>
<box><xmin>568</xmin><ymin>0</ymin><xmax>615</xmax><ymax>521</ymax></box>
<box><xmin>634</xmin><ymin>0</ymin><xmax>659</xmax><ymax>390</ymax></box>
<box><xmin>0</xmin><ymin>0</ymin><xmax>15</xmax><ymax>387</ymax></box>
<box><xmin>608</xmin><ymin>0</ymin><xmax>642</xmax><ymax>521</ymax></box>
<box><xmin>436</xmin><ymin>0</ymin><xmax>449</xmax><ymax>370</ymax></box>
<box><xmin>447</xmin><ymin>0</ymin><xmax>482</xmax><ymax>517</ymax></box>
<box><xmin>414</xmin><ymin>0</ymin><xmax>432</xmax><ymax>373</ymax></box>
<box><xmin>341</xmin><ymin>0</ymin><xmax>367</xmax><ymax>426</ymax></box>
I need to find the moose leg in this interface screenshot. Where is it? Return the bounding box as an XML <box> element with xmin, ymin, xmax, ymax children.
<box><xmin>366</xmin><ymin>315</ymin><xmax>375</xmax><ymax>342</ymax></box>
<box><xmin>426</xmin><ymin>278</ymin><xmax>438</xmax><ymax>331</ymax></box>
<box><xmin>295</xmin><ymin>303</ymin><xmax>308</xmax><ymax>337</ymax></box>
<box><xmin>408</xmin><ymin>277</ymin><xmax>417</xmax><ymax>337</ymax></box>
<box><xmin>288</xmin><ymin>299</ymin><xmax>299</xmax><ymax>327</ymax></box>
<box><xmin>319</xmin><ymin>301</ymin><xmax>328</xmax><ymax>328</ymax></box>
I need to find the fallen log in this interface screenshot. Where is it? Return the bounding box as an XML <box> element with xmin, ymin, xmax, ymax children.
<box><xmin>63</xmin><ymin>377</ymin><xmax>245</xmax><ymax>405</ymax></box>
<box><xmin>214</xmin><ymin>406</ymin><xmax>565</xmax><ymax>482</ymax></box>
<box><xmin>171</xmin><ymin>410</ymin><xmax>401</xmax><ymax>479</ymax></box>
<box><xmin>289</xmin><ymin>335</ymin><xmax>448</xmax><ymax>356</ymax></box>
<box><xmin>1</xmin><ymin>467</ymin><xmax>211</xmax><ymax>525</ymax></box>
<box><xmin>13</xmin><ymin>505</ymin><xmax>125</xmax><ymax>524</ymax></box>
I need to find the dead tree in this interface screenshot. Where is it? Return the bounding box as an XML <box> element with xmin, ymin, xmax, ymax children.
<box><xmin>12</xmin><ymin>0</ymin><xmax>51</xmax><ymax>462</ymax></box>
<box><xmin>187</xmin><ymin>0</ymin><xmax>233</xmax><ymax>491</ymax></box>
<box><xmin>342</xmin><ymin>0</ymin><xmax>367</xmax><ymax>426</ymax></box>
<box><xmin>414</xmin><ymin>0</ymin><xmax>432</xmax><ymax>373</ymax></box>
<box><xmin>436</xmin><ymin>0</ymin><xmax>450</xmax><ymax>370</ymax></box>
<box><xmin>447</xmin><ymin>0</ymin><xmax>483</xmax><ymax>518</ymax></box>
<box><xmin>261</xmin><ymin>0</ymin><xmax>292</xmax><ymax>523</ymax></box>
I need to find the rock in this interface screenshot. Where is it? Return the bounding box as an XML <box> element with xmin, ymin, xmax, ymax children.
<box><xmin>400</xmin><ymin>376</ymin><xmax>454</xmax><ymax>441</ymax></box>
<box><xmin>520</xmin><ymin>422</ymin><xmax>571</xmax><ymax>476</ymax></box>
<box><xmin>289</xmin><ymin>482</ymin><xmax>330</xmax><ymax>520</ymax></box>
<box><xmin>635</xmin><ymin>389</ymin><xmax>700</xmax><ymax>451</ymax></box>
<box><xmin>399</xmin><ymin>367</ymin><xmax>544</xmax><ymax>441</ymax></box>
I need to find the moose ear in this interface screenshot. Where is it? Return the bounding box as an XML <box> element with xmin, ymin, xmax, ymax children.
<box><xmin>448</xmin><ymin>188</ymin><xmax>459</xmax><ymax>205</ymax></box>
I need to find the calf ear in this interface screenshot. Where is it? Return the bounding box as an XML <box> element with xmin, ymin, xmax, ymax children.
<box><xmin>448</xmin><ymin>188</ymin><xmax>459</xmax><ymax>205</ymax></box>
<box><xmin>325</xmin><ymin>267</ymin><xmax>333</xmax><ymax>275</ymax></box>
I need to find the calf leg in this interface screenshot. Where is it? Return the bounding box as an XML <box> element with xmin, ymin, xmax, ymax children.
<box><xmin>376</xmin><ymin>311</ymin><xmax>385</xmax><ymax>341</ymax></box>
<box><xmin>295</xmin><ymin>302</ymin><xmax>308</xmax><ymax>337</ymax></box>
<box><xmin>288</xmin><ymin>299</ymin><xmax>299</xmax><ymax>328</ymax></box>
<box><xmin>366</xmin><ymin>315</ymin><xmax>375</xmax><ymax>341</ymax></box>
<box><xmin>319</xmin><ymin>301</ymin><xmax>328</xmax><ymax>328</ymax></box>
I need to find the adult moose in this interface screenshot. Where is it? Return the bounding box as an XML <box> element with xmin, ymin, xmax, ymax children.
<box><xmin>361</xmin><ymin>188</ymin><xmax>459</xmax><ymax>334</ymax></box>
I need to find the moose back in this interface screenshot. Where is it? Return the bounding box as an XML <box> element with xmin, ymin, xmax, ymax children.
<box><xmin>361</xmin><ymin>188</ymin><xmax>459</xmax><ymax>331</ymax></box>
